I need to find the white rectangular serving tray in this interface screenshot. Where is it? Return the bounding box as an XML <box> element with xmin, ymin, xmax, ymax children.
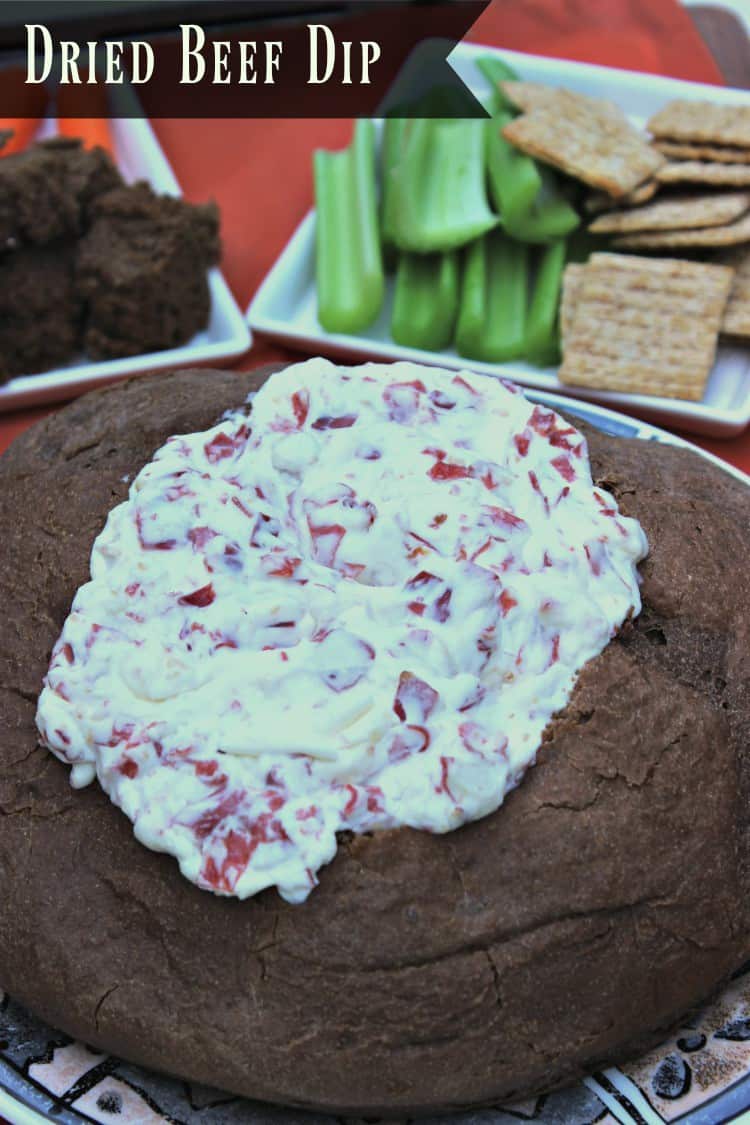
<box><xmin>0</xmin><ymin>108</ymin><xmax>251</xmax><ymax>412</ymax></box>
<box><xmin>248</xmin><ymin>43</ymin><xmax>750</xmax><ymax>438</ymax></box>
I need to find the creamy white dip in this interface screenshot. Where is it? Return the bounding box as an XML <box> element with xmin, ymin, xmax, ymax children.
<box><xmin>36</xmin><ymin>360</ymin><xmax>647</xmax><ymax>902</ymax></box>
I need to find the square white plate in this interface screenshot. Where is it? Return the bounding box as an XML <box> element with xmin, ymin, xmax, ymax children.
<box><xmin>248</xmin><ymin>43</ymin><xmax>750</xmax><ymax>438</ymax></box>
<box><xmin>0</xmin><ymin>112</ymin><xmax>251</xmax><ymax>412</ymax></box>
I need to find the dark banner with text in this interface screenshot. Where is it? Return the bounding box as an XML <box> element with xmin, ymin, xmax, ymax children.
<box><xmin>0</xmin><ymin>0</ymin><xmax>491</xmax><ymax>119</ymax></box>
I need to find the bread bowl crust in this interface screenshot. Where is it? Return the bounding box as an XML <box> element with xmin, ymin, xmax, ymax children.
<box><xmin>1</xmin><ymin>365</ymin><xmax>748</xmax><ymax>1115</ymax></box>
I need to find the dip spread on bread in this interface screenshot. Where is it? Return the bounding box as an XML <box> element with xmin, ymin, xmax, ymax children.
<box><xmin>36</xmin><ymin>360</ymin><xmax>648</xmax><ymax>902</ymax></box>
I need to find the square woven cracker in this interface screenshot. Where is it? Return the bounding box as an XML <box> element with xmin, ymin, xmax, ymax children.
<box><xmin>502</xmin><ymin>96</ymin><xmax>664</xmax><ymax>197</ymax></box>
<box><xmin>656</xmin><ymin>162</ymin><xmax>750</xmax><ymax>187</ymax></box>
<box><xmin>559</xmin><ymin>263</ymin><xmax>585</xmax><ymax>344</ymax></box>
<box><xmin>584</xmin><ymin>179</ymin><xmax>658</xmax><ymax>214</ymax></box>
<box><xmin>655</xmin><ymin>139</ymin><xmax>750</xmax><ymax>164</ymax></box>
<box><xmin>648</xmin><ymin>100</ymin><xmax>750</xmax><ymax>148</ymax></box>
<box><xmin>715</xmin><ymin>246</ymin><xmax>750</xmax><ymax>337</ymax></box>
<box><xmin>612</xmin><ymin>210</ymin><xmax>750</xmax><ymax>248</ymax></box>
<box><xmin>499</xmin><ymin>81</ymin><xmax>559</xmax><ymax>113</ymax></box>
<box><xmin>559</xmin><ymin>253</ymin><xmax>733</xmax><ymax>400</ymax></box>
<box><xmin>500</xmin><ymin>81</ymin><xmax>623</xmax><ymax>120</ymax></box>
<box><xmin>589</xmin><ymin>190</ymin><xmax>750</xmax><ymax>234</ymax></box>
<box><xmin>587</xmin><ymin>251</ymin><xmax>721</xmax><ymax>274</ymax></box>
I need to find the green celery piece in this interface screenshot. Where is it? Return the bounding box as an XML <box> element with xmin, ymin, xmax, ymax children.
<box><xmin>381</xmin><ymin>117</ymin><xmax>408</xmax><ymax>249</ymax></box>
<box><xmin>476</xmin><ymin>56</ymin><xmax>521</xmax><ymax>115</ymax></box>
<box><xmin>388</xmin><ymin>118</ymin><xmax>498</xmax><ymax>253</ymax></box>
<box><xmin>525</xmin><ymin>239</ymin><xmax>566</xmax><ymax>366</ymax></box>
<box><xmin>476</xmin><ymin>54</ymin><xmax>580</xmax><ymax>244</ymax></box>
<box><xmin>455</xmin><ymin>238</ymin><xmax>486</xmax><ymax>351</ymax></box>
<box><xmin>505</xmin><ymin>165</ymin><xmax>580</xmax><ymax>243</ymax></box>
<box><xmin>391</xmin><ymin>251</ymin><xmax>459</xmax><ymax>351</ymax></box>
<box><xmin>456</xmin><ymin>230</ymin><xmax>529</xmax><ymax>363</ymax></box>
<box><xmin>486</xmin><ymin>110</ymin><xmax>542</xmax><ymax>229</ymax></box>
<box><xmin>314</xmin><ymin>119</ymin><xmax>385</xmax><ymax>334</ymax></box>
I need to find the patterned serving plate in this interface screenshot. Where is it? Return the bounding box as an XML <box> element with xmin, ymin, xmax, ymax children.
<box><xmin>1</xmin><ymin>390</ymin><xmax>748</xmax><ymax>1125</ymax></box>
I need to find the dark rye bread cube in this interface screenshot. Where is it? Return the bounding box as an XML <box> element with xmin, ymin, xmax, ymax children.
<box><xmin>0</xmin><ymin>242</ymin><xmax>81</xmax><ymax>380</ymax></box>
<box><xmin>75</xmin><ymin>182</ymin><xmax>221</xmax><ymax>360</ymax></box>
<box><xmin>0</xmin><ymin>138</ymin><xmax>122</xmax><ymax>251</ymax></box>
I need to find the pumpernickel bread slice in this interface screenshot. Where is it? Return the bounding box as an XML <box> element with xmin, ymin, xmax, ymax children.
<box><xmin>0</xmin><ymin>365</ymin><xmax>748</xmax><ymax>1115</ymax></box>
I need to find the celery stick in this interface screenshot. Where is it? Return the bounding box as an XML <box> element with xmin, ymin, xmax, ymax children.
<box><xmin>478</xmin><ymin>54</ymin><xmax>581</xmax><ymax>245</ymax></box>
<box><xmin>388</xmin><ymin>118</ymin><xmax>498</xmax><ymax>253</ymax></box>
<box><xmin>476</xmin><ymin>56</ymin><xmax>521</xmax><ymax>115</ymax></box>
<box><xmin>455</xmin><ymin>238</ymin><xmax>487</xmax><ymax>350</ymax></box>
<box><xmin>456</xmin><ymin>231</ymin><xmax>529</xmax><ymax>363</ymax></box>
<box><xmin>381</xmin><ymin>117</ymin><xmax>408</xmax><ymax>248</ymax></box>
<box><xmin>504</xmin><ymin>165</ymin><xmax>580</xmax><ymax>243</ymax></box>
<box><xmin>314</xmin><ymin>120</ymin><xmax>385</xmax><ymax>334</ymax></box>
<box><xmin>525</xmin><ymin>239</ymin><xmax>566</xmax><ymax>365</ymax></box>
<box><xmin>391</xmin><ymin>251</ymin><xmax>459</xmax><ymax>351</ymax></box>
<box><xmin>486</xmin><ymin>111</ymin><xmax>542</xmax><ymax>229</ymax></box>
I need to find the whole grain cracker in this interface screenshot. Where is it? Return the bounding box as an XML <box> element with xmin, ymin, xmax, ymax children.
<box><xmin>559</xmin><ymin>253</ymin><xmax>733</xmax><ymax>400</ymax></box>
<box><xmin>655</xmin><ymin>161</ymin><xmax>750</xmax><ymax>187</ymax></box>
<box><xmin>502</xmin><ymin>96</ymin><xmax>664</xmax><ymax>198</ymax></box>
<box><xmin>499</xmin><ymin>80</ymin><xmax>559</xmax><ymax>113</ymax></box>
<box><xmin>589</xmin><ymin>190</ymin><xmax>750</xmax><ymax>234</ymax></box>
<box><xmin>612</xmin><ymin>210</ymin><xmax>750</xmax><ymax>248</ymax></box>
<box><xmin>500</xmin><ymin>81</ymin><xmax>623</xmax><ymax>121</ymax></box>
<box><xmin>655</xmin><ymin>139</ymin><xmax>750</xmax><ymax>164</ymax></box>
<box><xmin>588</xmin><ymin>251</ymin><xmax>718</xmax><ymax>273</ymax></box>
<box><xmin>715</xmin><ymin>246</ymin><xmax>750</xmax><ymax>337</ymax></box>
<box><xmin>584</xmin><ymin>179</ymin><xmax>659</xmax><ymax>214</ymax></box>
<box><xmin>648</xmin><ymin>100</ymin><xmax>750</xmax><ymax>148</ymax></box>
<box><xmin>559</xmin><ymin>263</ymin><xmax>585</xmax><ymax>344</ymax></box>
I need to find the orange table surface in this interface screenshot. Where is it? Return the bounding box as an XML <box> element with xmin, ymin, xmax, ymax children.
<box><xmin>0</xmin><ymin>0</ymin><xmax>749</xmax><ymax>475</ymax></box>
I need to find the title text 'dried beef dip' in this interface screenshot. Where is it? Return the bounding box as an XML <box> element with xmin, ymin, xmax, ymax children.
<box><xmin>36</xmin><ymin>361</ymin><xmax>647</xmax><ymax>902</ymax></box>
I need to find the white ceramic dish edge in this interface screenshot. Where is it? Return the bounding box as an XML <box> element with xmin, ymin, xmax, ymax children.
<box><xmin>247</xmin><ymin>45</ymin><xmax>750</xmax><ymax>439</ymax></box>
<box><xmin>0</xmin><ymin>111</ymin><xmax>251</xmax><ymax>412</ymax></box>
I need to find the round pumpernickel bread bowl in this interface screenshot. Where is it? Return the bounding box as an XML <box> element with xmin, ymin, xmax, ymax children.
<box><xmin>1</xmin><ymin>365</ymin><xmax>749</xmax><ymax>1116</ymax></box>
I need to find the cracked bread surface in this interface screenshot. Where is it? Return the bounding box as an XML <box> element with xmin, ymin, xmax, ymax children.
<box><xmin>0</xmin><ymin>137</ymin><xmax>122</xmax><ymax>251</ymax></box>
<box><xmin>0</xmin><ymin>366</ymin><xmax>748</xmax><ymax>1115</ymax></box>
<box><xmin>75</xmin><ymin>183</ymin><xmax>220</xmax><ymax>360</ymax></box>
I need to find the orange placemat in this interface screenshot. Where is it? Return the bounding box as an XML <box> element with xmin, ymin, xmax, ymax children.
<box><xmin>1</xmin><ymin>0</ymin><xmax>748</xmax><ymax>474</ymax></box>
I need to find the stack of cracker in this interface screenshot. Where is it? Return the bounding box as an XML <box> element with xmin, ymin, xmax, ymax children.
<box><xmin>578</xmin><ymin>99</ymin><xmax>750</xmax><ymax>349</ymax></box>
<box><xmin>558</xmin><ymin>253</ymin><xmax>734</xmax><ymax>401</ymax></box>
<box><xmin>650</xmin><ymin>100</ymin><xmax>750</xmax><ymax>189</ymax></box>
<box><xmin>581</xmin><ymin>101</ymin><xmax>750</xmax><ymax>250</ymax></box>
<box><xmin>589</xmin><ymin>190</ymin><xmax>750</xmax><ymax>248</ymax></box>
<box><xmin>585</xmin><ymin>180</ymin><xmax>659</xmax><ymax>214</ymax></box>
<box><xmin>498</xmin><ymin>83</ymin><xmax>750</xmax><ymax>378</ymax></box>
